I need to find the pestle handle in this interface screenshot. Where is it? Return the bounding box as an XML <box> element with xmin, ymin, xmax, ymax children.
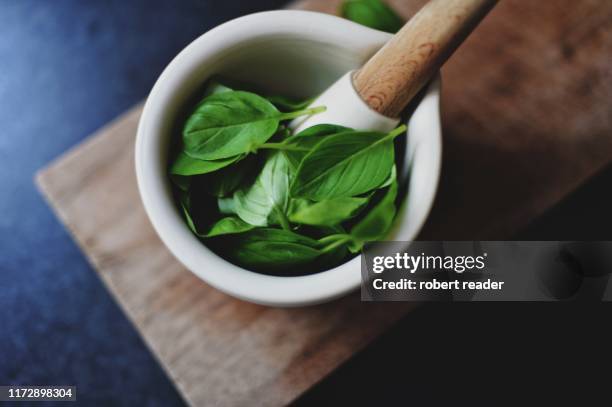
<box><xmin>353</xmin><ymin>0</ymin><xmax>497</xmax><ymax>118</ymax></box>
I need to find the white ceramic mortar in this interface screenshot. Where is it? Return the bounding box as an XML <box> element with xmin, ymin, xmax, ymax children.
<box><xmin>136</xmin><ymin>10</ymin><xmax>442</xmax><ymax>306</ymax></box>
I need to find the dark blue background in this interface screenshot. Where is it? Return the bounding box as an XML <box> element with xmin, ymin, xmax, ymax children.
<box><xmin>0</xmin><ymin>1</ymin><xmax>285</xmax><ymax>405</ymax></box>
<box><xmin>1</xmin><ymin>1</ymin><xmax>612</xmax><ymax>406</ymax></box>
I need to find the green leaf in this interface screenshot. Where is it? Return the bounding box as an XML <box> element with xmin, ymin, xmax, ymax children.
<box><xmin>204</xmin><ymin>155</ymin><xmax>259</xmax><ymax>197</ymax></box>
<box><xmin>178</xmin><ymin>192</ymin><xmax>199</xmax><ymax>234</ymax></box>
<box><xmin>224</xmin><ymin>228</ymin><xmax>324</xmax><ymax>272</ymax></box>
<box><xmin>170</xmin><ymin>152</ymin><xmax>242</xmax><ymax>176</ymax></box>
<box><xmin>202</xmin><ymin>80</ymin><xmax>233</xmax><ymax>98</ymax></box>
<box><xmin>179</xmin><ymin>188</ymin><xmax>253</xmax><ymax>237</ymax></box>
<box><xmin>341</xmin><ymin>0</ymin><xmax>404</xmax><ymax>33</ymax></box>
<box><xmin>349</xmin><ymin>177</ymin><xmax>398</xmax><ymax>251</ymax></box>
<box><xmin>274</xmin><ymin>125</ymin><xmax>292</xmax><ymax>141</ymax></box>
<box><xmin>288</xmin><ymin>123</ymin><xmax>352</xmax><ymax>144</ymax></box>
<box><xmin>203</xmin><ymin>217</ymin><xmax>255</xmax><ymax>237</ymax></box>
<box><xmin>233</xmin><ymin>152</ymin><xmax>291</xmax><ymax>227</ymax></box>
<box><xmin>294</xmin><ymin>224</ymin><xmax>347</xmax><ymax>239</ymax></box>
<box><xmin>218</xmin><ymin>197</ymin><xmax>236</xmax><ymax>215</ymax></box>
<box><xmin>379</xmin><ymin>164</ymin><xmax>397</xmax><ymax>189</ymax></box>
<box><xmin>283</xmin><ymin>124</ymin><xmax>352</xmax><ymax>171</ymax></box>
<box><xmin>288</xmin><ymin>196</ymin><xmax>370</xmax><ymax>226</ymax></box>
<box><xmin>265</xmin><ymin>95</ymin><xmax>314</xmax><ymax>111</ymax></box>
<box><xmin>170</xmin><ymin>174</ymin><xmax>191</xmax><ymax>192</ymax></box>
<box><xmin>183</xmin><ymin>91</ymin><xmax>325</xmax><ymax>160</ymax></box>
<box><xmin>169</xmin><ymin>82</ymin><xmax>407</xmax><ymax>272</ymax></box>
<box><xmin>169</xmin><ymin>81</ymin><xmax>239</xmax><ymax>177</ymax></box>
<box><xmin>291</xmin><ymin>126</ymin><xmax>404</xmax><ymax>201</ymax></box>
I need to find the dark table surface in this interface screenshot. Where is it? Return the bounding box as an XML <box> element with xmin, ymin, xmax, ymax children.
<box><xmin>2</xmin><ymin>1</ymin><xmax>612</xmax><ymax>405</ymax></box>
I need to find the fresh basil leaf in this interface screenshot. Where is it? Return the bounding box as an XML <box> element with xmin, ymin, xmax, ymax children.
<box><xmin>274</xmin><ymin>125</ymin><xmax>292</xmax><ymax>141</ymax></box>
<box><xmin>283</xmin><ymin>124</ymin><xmax>352</xmax><ymax>171</ymax></box>
<box><xmin>218</xmin><ymin>197</ymin><xmax>236</xmax><ymax>215</ymax></box>
<box><xmin>170</xmin><ymin>82</ymin><xmax>406</xmax><ymax>272</ymax></box>
<box><xmin>266</xmin><ymin>95</ymin><xmax>314</xmax><ymax>111</ymax></box>
<box><xmin>233</xmin><ymin>152</ymin><xmax>291</xmax><ymax>227</ymax></box>
<box><xmin>288</xmin><ymin>196</ymin><xmax>370</xmax><ymax>226</ymax></box>
<box><xmin>204</xmin><ymin>155</ymin><xmax>259</xmax><ymax>197</ymax></box>
<box><xmin>183</xmin><ymin>91</ymin><xmax>324</xmax><ymax>160</ymax></box>
<box><xmin>346</xmin><ymin>239</ymin><xmax>363</xmax><ymax>254</ymax></box>
<box><xmin>294</xmin><ymin>224</ymin><xmax>347</xmax><ymax>240</ymax></box>
<box><xmin>287</xmin><ymin>124</ymin><xmax>353</xmax><ymax>145</ymax></box>
<box><xmin>179</xmin><ymin>187</ymin><xmax>253</xmax><ymax>237</ymax></box>
<box><xmin>170</xmin><ymin>174</ymin><xmax>191</xmax><ymax>192</ymax></box>
<box><xmin>178</xmin><ymin>191</ymin><xmax>198</xmax><ymax>235</ymax></box>
<box><xmin>317</xmin><ymin>239</ymin><xmax>351</xmax><ymax>269</ymax></box>
<box><xmin>349</xmin><ymin>177</ymin><xmax>398</xmax><ymax>251</ymax></box>
<box><xmin>202</xmin><ymin>80</ymin><xmax>233</xmax><ymax>98</ymax></box>
<box><xmin>204</xmin><ymin>217</ymin><xmax>255</xmax><ymax>237</ymax></box>
<box><xmin>170</xmin><ymin>152</ymin><xmax>242</xmax><ymax>176</ymax></box>
<box><xmin>379</xmin><ymin>164</ymin><xmax>397</xmax><ymax>189</ymax></box>
<box><xmin>182</xmin><ymin>212</ymin><xmax>254</xmax><ymax>238</ymax></box>
<box><xmin>291</xmin><ymin>128</ymin><xmax>403</xmax><ymax>200</ymax></box>
<box><xmin>224</xmin><ymin>228</ymin><xmax>324</xmax><ymax>272</ymax></box>
<box><xmin>341</xmin><ymin>0</ymin><xmax>404</xmax><ymax>33</ymax></box>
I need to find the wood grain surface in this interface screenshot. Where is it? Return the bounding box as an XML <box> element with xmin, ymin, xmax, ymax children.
<box><xmin>354</xmin><ymin>0</ymin><xmax>497</xmax><ymax>117</ymax></box>
<box><xmin>36</xmin><ymin>0</ymin><xmax>612</xmax><ymax>406</ymax></box>
<box><xmin>36</xmin><ymin>102</ymin><xmax>414</xmax><ymax>406</ymax></box>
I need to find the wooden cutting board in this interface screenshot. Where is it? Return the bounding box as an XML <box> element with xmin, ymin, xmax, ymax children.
<box><xmin>36</xmin><ymin>0</ymin><xmax>612</xmax><ymax>405</ymax></box>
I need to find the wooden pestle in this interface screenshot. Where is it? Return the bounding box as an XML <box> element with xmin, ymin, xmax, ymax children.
<box><xmin>353</xmin><ymin>0</ymin><xmax>498</xmax><ymax>118</ymax></box>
